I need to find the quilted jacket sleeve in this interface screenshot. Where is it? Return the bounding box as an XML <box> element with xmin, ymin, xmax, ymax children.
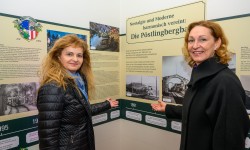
<box><xmin>90</xmin><ymin>100</ymin><xmax>111</xmax><ymax>116</ymax></box>
<box><xmin>37</xmin><ymin>83</ymin><xmax>65</xmax><ymax>150</ymax></box>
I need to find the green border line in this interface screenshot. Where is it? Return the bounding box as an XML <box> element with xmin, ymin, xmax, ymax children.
<box><xmin>211</xmin><ymin>13</ymin><xmax>250</xmax><ymax>21</ymax></box>
<box><xmin>0</xmin><ymin>12</ymin><xmax>89</xmax><ymax>31</ymax></box>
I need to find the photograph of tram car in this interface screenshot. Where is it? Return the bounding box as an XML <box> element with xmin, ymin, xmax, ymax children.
<box><xmin>240</xmin><ymin>75</ymin><xmax>250</xmax><ymax>114</ymax></box>
<box><xmin>162</xmin><ymin>54</ymin><xmax>236</xmax><ymax>104</ymax></box>
<box><xmin>162</xmin><ymin>56</ymin><xmax>192</xmax><ymax>104</ymax></box>
<box><xmin>126</xmin><ymin>75</ymin><xmax>159</xmax><ymax>100</ymax></box>
<box><xmin>0</xmin><ymin>82</ymin><xmax>38</xmax><ymax>116</ymax></box>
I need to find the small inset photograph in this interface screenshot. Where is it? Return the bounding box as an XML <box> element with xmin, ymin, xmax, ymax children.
<box><xmin>0</xmin><ymin>82</ymin><xmax>39</xmax><ymax>116</ymax></box>
<box><xmin>240</xmin><ymin>75</ymin><xmax>250</xmax><ymax>114</ymax></box>
<box><xmin>162</xmin><ymin>56</ymin><xmax>191</xmax><ymax>104</ymax></box>
<box><xmin>90</xmin><ymin>22</ymin><xmax>119</xmax><ymax>52</ymax></box>
<box><xmin>162</xmin><ymin>54</ymin><xmax>237</xmax><ymax>104</ymax></box>
<box><xmin>228</xmin><ymin>53</ymin><xmax>236</xmax><ymax>73</ymax></box>
<box><xmin>47</xmin><ymin>30</ymin><xmax>87</xmax><ymax>51</ymax></box>
<box><xmin>126</xmin><ymin>75</ymin><xmax>159</xmax><ymax>100</ymax></box>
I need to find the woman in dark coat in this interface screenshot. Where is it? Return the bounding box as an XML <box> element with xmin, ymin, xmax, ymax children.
<box><xmin>151</xmin><ymin>20</ymin><xmax>250</xmax><ymax>150</ymax></box>
<box><xmin>37</xmin><ymin>34</ymin><xmax>118</xmax><ymax>150</ymax></box>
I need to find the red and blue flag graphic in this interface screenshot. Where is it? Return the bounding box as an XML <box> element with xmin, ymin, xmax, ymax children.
<box><xmin>13</xmin><ymin>16</ymin><xmax>42</xmax><ymax>41</ymax></box>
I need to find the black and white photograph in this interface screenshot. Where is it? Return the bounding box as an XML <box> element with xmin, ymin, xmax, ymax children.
<box><xmin>0</xmin><ymin>82</ymin><xmax>38</xmax><ymax>116</ymax></box>
<box><xmin>228</xmin><ymin>53</ymin><xmax>236</xmax><ymax>73</ymax></box>
<box><xmin>126</xmin><ymin>75</ymin><xmax>159</xmax><ymax>100</ymax></box>
<box><xmin>162</xmin><ymin>54</ymin><xmax>236</xmax><ymax>104</ymax></box>
<box><xmin>162</xmin><ymin>56</ymin><xmax>191</xmax><ymax>104</ymax></box>
<box><xmin>240</xmin><ymin>75</ymin><xmax>250</xmax><ymax>114</ymax></box>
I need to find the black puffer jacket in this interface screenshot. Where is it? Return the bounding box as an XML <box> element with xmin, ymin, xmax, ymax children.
<box><xmin>37</xmin><ymin>82</ymin><xmax>111</xmax><ymax>150</ymax></box>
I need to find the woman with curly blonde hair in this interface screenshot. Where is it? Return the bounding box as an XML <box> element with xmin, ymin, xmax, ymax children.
<box><xmin>40</xmin><ymin>34</ymin><xmax>95</xmax><ymax>98</ymax></box>
<box><xmin>37</xmin><ymin>34</ymin><xmax>118</xmax><ymax>150</ymax></box>
<box><xmin>152</xmin><ymin>20</ymin><xmax>249</xmax><ymax>150</ymax></box>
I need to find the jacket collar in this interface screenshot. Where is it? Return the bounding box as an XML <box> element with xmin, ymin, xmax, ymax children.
<box><xmin>67</xmin><ymin>82</ymin><xmax>92</xmax><ymax>116</ymax></box>
<box><xmin>187</xmin><ymin>57</ymin><xmax>228</xmax><ymax>88</ymax></box>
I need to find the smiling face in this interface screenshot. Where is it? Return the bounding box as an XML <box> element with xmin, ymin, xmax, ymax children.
<box><xmin>59</xmin><ymin>46</ymin><xmax>83</xmax><ymax>73</ymax></box>
<box><xmin>188</xmin><ymin>26</ymin><xmax>221</xmax><ymax>65</ymax></box>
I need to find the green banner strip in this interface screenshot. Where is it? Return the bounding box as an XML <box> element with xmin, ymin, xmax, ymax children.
<box><xmin>2</xmin><ymin>99</ymin><xmax>250</xmax><ymax>149</ymax></box>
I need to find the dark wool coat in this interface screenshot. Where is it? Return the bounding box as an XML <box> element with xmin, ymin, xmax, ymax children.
<box><xmin>37</xmin><ymin>82</ymin><xmax>111</xmax><ymax>150</ymax></box>
<box><xmin>165</xmin><ymin>57</ymin><xmax>250</xmax><ymax>150</ymax></box>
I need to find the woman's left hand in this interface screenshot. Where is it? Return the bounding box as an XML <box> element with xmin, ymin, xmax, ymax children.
<box><xmin>106</xmin><ymin>98</ymin><xmax>119</xmax><ymax>108</ymax></box>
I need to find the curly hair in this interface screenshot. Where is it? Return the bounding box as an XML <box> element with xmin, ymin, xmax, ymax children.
<box><xmin>39</xmin><ymin>34</ymin><xmax>95</xmax><ymax>100</ymax></box>
<box><xmin>182</xmin><ymin>20</ymin><xmax>231</xmax><ymax>67</ymax></box>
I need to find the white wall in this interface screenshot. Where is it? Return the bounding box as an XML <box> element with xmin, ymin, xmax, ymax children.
<box><xmin>120</xmin><ymin>119</ymin><xmax>181</xmax><ymax>150</ymax></box>
<box><xmin>95</xmin><ymin>119</ymin><xmax>121</xmax><ymax>150</ymax></box>
<box><xmin>0</xmin><ymin>0</ymin><xmax>120</xmax><ymax>28</ymax></box>
<box><xmin>1</xmin><ymin>0</ymin><xmax>250</xmax><ymax>33</ymax></box>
